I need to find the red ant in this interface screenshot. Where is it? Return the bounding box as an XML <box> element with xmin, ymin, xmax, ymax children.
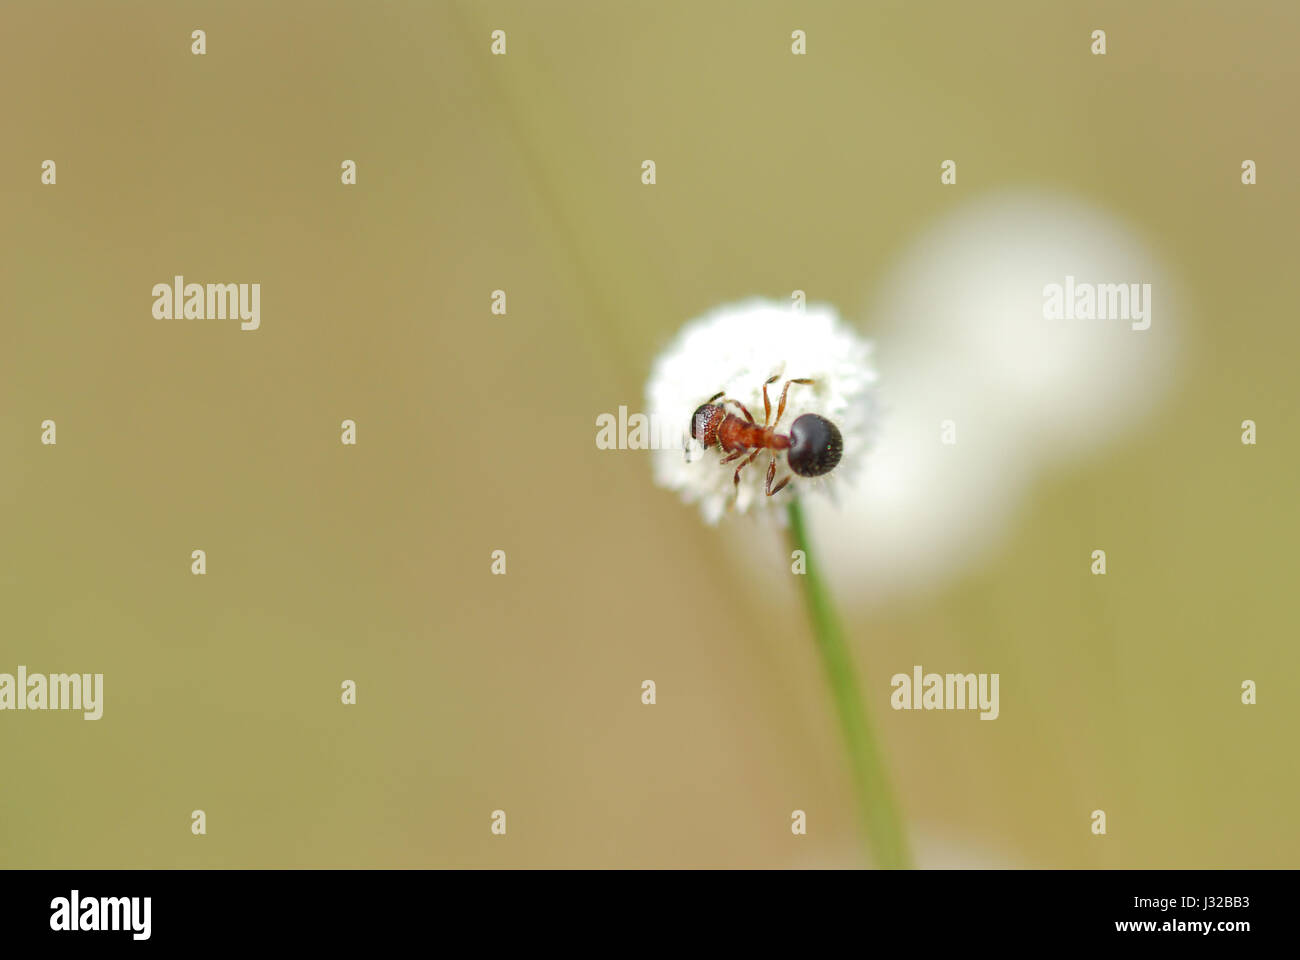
<box><xmin>689</xmin><ymin>374</ymin><xmax>843</xmax><ymax>497</ymax></box>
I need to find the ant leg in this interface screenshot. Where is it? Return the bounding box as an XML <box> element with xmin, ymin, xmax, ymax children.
<box><xmin>719</xmin><ymin>449</ymin><xmax>745</xmax><ymax>465</ymax></box>
<box><xmin>774</xmin><ymin>378</ymin><xmax>816</xmax><ymax>429</ymax></box>
<box><xmin>761</xmin><ymin>374</ymin><xmax>780</xmax><ymax>426</ymax></box>
<box><xmin>721</xmin><ymin>397</ymin><xmax>755</xmax><ymax>423</ymax></box>
<box><xmin>732</xmin><ymin>449</ymin><xmax>760</xmax><ymax>490</ymax></box>
<box><xmin>764</xmin><ymin>457</ymin><xmax>792</xmax><ymax>496</ymax></box>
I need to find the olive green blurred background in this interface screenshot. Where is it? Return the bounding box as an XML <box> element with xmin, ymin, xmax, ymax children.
<box><xmin>2</xmin><ymin>1</ymin><xmax>1296</xmax><ymax>868</ymax></box>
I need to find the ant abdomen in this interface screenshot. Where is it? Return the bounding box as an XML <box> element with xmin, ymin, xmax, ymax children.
<box><xmin>786</xmin><ymin>413</ymin><xmax>843</xmax><ymax>477</ymax></box>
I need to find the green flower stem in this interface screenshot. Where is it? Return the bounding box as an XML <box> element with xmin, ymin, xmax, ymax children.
<box><xmin>786</xmin><ymin>497</ymin><xmax>911</xmax><ymax>869</ymax></box>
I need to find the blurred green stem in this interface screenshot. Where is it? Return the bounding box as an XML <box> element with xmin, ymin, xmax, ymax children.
<box><xmin>786</xmin><ymin>498</ymin><xmax>911</xmax><ymax>869</ymax></box>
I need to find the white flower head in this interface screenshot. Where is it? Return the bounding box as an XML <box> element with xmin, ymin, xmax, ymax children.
<box><xmin>645</xmin><ymin>298</ymin><xmax>879</xmax><ymax>523</ymax></box>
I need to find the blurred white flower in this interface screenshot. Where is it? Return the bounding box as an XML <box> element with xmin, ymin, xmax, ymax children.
<box><xmin>798</xmin><ymin>188</ymin><xmax>1184</xmax><ymax>604</ymax></box>
<box><xmin>645</xmin><ymin>299</ymin><xmax>879</xmax><ymax>523</ymax></box>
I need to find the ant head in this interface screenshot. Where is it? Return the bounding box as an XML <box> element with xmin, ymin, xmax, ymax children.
<box><xmin>787</xmin><ymin>413</ymin><xmax>843</xmax><ymax>477</ymax></box>
<box><xmin>690</xmin><ymin>403</ymin><xmax>724</xmax><ymax>447</ymax></box>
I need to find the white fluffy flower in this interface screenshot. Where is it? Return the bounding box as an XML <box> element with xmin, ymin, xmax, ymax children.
<box><xmin>645</xmin><ymin>299</ymin><xmax>879</xmax><ymax>523</ymax></box>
